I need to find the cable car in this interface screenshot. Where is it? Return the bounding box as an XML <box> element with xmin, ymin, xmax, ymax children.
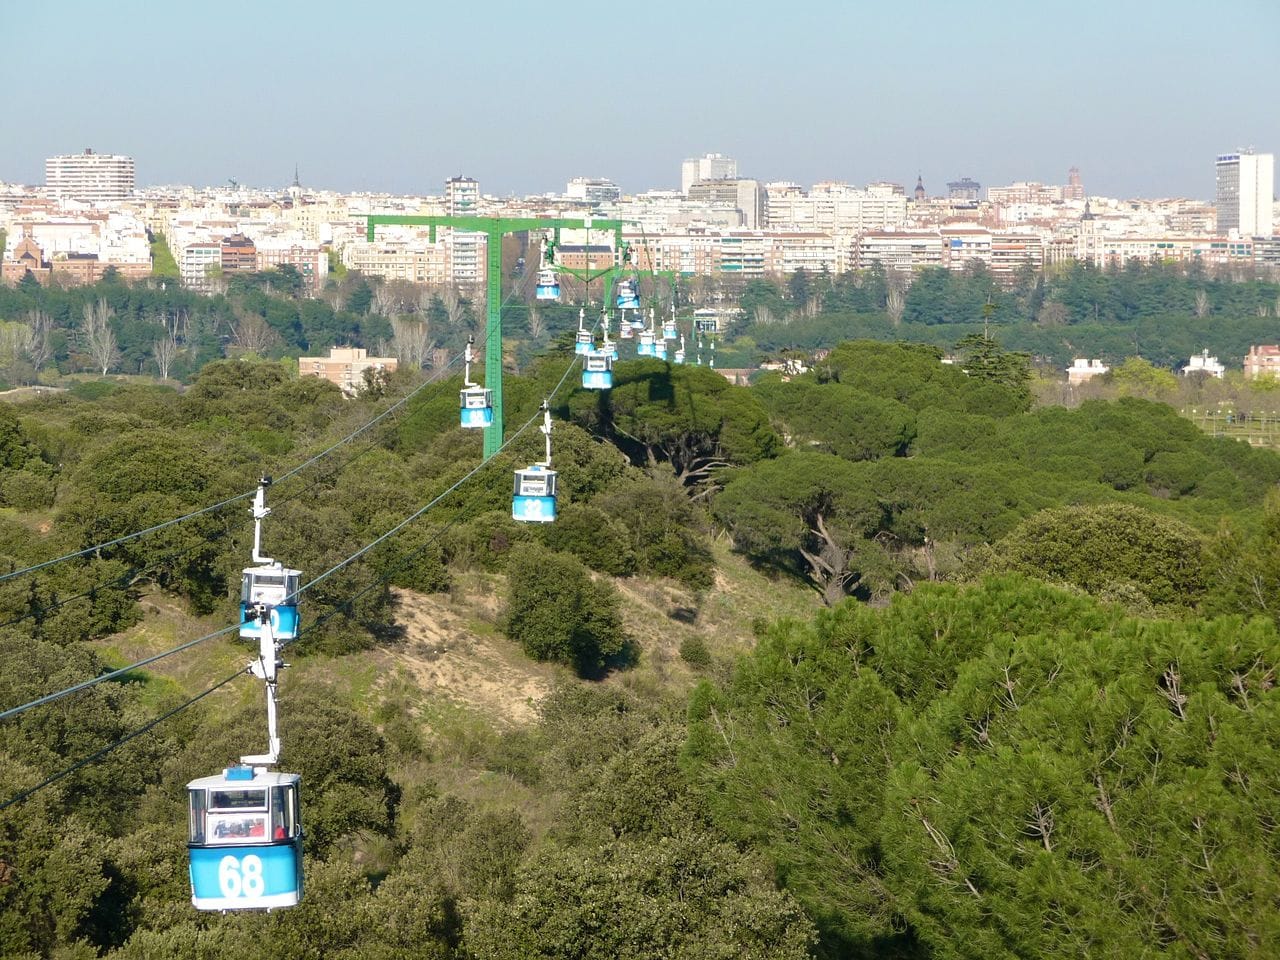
<box><xmin>599</xmin><ymin>313</ymin><xmax>618</xmax><ymax>360</ymax></box>
<box><xmin>582</xmin><ymin>350</ymin><xmax>614</xmax><ymax>390</ymax></box>
<box><xmin>574</xmin><ymin>309</ymin><xmax>593</xmax><ymax>355</ymax></box>
<box><xmin>188</xmin><ymin>767</ymin><xmax>303</xmax><ymax>911</ymax></box>
<box><xmin>240</xmin><ymin>481</ymin><xmax>299</xmax><ymax>642</ymax></box>
<box><xmin>662</xmin><ymin>318</ymin><xmax>678</xmax><ymax>341</ymax></box>
<box><xmin>616</xmin><ymin>278</ymin><xmax>641</xmax><ymax>310</ymax></box>
<box><xmin>637</xmin><ymin>330</ymin><xmax>660</xmax><ymax>358</ymax></box>
<box><xmin>674</xmin><ymin>335</ymin><xmax>686</xmax><ymax>365</ymax></box>
<box><xmin>535</xmin><ymin>267</ymin><xmax>560</xmax><ymax>301</ymax></box>
<box><xmin>619</xmin><ymin>321</ymin><xmax>634</xmax><ymax>340</ymax></box>
<box><xmin>513</xmin><ymin>405</ymin><xmax>556</xmax><ymax>523</ymax></box>
<box><xmin>459</xmin><ymin>337</ymin><xmax>493</xmax><ymax>428</ymax></box>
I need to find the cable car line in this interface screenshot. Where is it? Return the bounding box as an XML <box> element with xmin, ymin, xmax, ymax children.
<box><xmin>0</xmin><ymin>343</ymin><xmax>585</xmax><ymax>830</ymax></box>
<box><xmin>0</xmin><ymin>666</ymin><xmax>245</xmax><ymax>813</ymax></box>
<box><xmin>0</xmin><ymin>529</ymin><xmax>232</xmax><ymax>634</ymax></box>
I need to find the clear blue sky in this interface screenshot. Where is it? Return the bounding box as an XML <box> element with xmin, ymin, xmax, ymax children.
<box><xmin>3</xmin><ymin>0</ymin><xmax>1277</xmax><ymax>200</ymax></box>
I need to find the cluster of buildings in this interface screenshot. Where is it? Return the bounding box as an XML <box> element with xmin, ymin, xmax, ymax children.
<box><xmin>2</xmin><ymin>148</ymin><xmax>1277</xmax><ymax>295</ymax></box>
<box><xmin>1066</xmin><ymin>346</ymin><xmax>1280</xmax><ymax>384</ymax></box>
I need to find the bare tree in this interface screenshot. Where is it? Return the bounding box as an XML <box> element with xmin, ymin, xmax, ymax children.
<box><xmin>526</xmin><ymin>306</ymin><xmax>546</xmax><ymax>339</ymax></box>
<box><xmin>752</xmin><ymin>303</ymin><xmax>778</xmax><ymax>326</ymax></box>
<box><xmin>430</xmin><ymin>346</ymin><xmax>451</xmax><ymax>370</ymax></box>
<box><xmin>372</xmin><ymin>281</ymin><xmax>399</xmax><ymax>317</ymax></box>
<box><xmin>1259</xmin><ymin>304</ymin><xmax>1272</xmax><ymax>319</ymax></box>
<box><xmin>886</xmin><ymin>287</ymin><xmax>905</xmax><ymax>327</ymax></box>
<box><xmin>1036</xmin><ymin>301</ymin><xmax>1068</xmax><ymax>328</ymax></box>
<box><xmin>23</xmin><ymin>309</ymin><xmax>52</xmax><ymax>380</ymax></box>
<box><xmin>391</xmin><ymin>317</ymin><xmax>433</xmax><ymax>368</ymax></box>
<box><xmin>0</xmin><ymin>322</ymin><xmax>33</xmax><ymax>384</ymax></box>
<box><xmin>83</xmin><ymin>298</ymin><xmax>120</xmax><ymax>375</ymax></box>
<box><xmin>440</xmin><ymin>286</ymin><xmax>468</xmax><ymax>328</ymax></box>
<box><xmin>231</xmin><ymin>311</ymin><xmax>278</xmax><ymax>355</ymax></box>
<box><xmin>1194</xmin><ymin>289</ymin><xmax>1210</xmax><ymax>318</ymax></box>
<box><xmin>154</xmin><ymin>334</ymin><xmax>179</xmax><ymax>380</ymax></box>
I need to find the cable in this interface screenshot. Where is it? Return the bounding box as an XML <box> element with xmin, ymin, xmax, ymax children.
<box><xmin>0</xmin><ymin>521</ymin><xmax>241</xmax><ymax>634</ymax></box>
<box><xmin>0</xmin><ymin>492</ymin><xmax>256</xmax><ymax>587</ymax></box>
<box><xmin>0</xmin><ymin>667</ymin><xmax>246</xmax><ymax>813</ymax></box>
<box><xmin>0</xmin><ymin>623</ymin><xmax>244</xmax><ymax>723</ymax></box>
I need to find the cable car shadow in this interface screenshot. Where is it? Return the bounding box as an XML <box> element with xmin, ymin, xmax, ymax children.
<box><xmin>575</xmin><ymin>637</ymin><xmax>641</xmax><ymax>682</ymax></box>
<box><xmin>668</xmin><ymin>605</ymin><xmax>698</xmax><ymax>624</ymax></box>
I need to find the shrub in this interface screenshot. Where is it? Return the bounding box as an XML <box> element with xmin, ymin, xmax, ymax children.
<box><xmin>678</xmin><ymin>635</ymin><xmax>712</xmax><ymax>669</ymax></box>
<box><xmin>504</xmin><ymin>543</ymin><xmax>628</xmax><ymax>676</ymax></box>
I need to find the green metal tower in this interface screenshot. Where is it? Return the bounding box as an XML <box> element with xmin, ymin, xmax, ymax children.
<box><xmin>365</xmin><ymin>215</ymin><xmax>627</xmax><ymax>459</ymax></box>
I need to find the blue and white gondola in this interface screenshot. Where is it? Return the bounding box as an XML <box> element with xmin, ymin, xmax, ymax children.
<box><xmin>582</xmin><ymin>350</ymin><xmax>613</xmax><ymax>390</ymax></box>
<box><xmin>512</xmin><ymin>405</ymin><xmax>557</xmax><ymax>523</ymax></box>
<box><xmin>616</xmin><ymin>278</ymin><xmax>641</xmax><ymax>310</ymax></box>
<box><xmin>188</xmin><ymin>767</ymin><xmax>303</xmax><ymax>911</ymax></box>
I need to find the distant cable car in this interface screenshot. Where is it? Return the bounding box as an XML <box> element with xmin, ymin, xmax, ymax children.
<box><xmin>535</xmin><ymin>238</ymin><xmax>560</xmax><ymax>300</ymax></box>
<box><xmin>509</xmin><ymin>407</ymin><xmax>555</xmax><ymax>527</ymax></box>
<box><xmin>616</xmin><ymin>277</ymin><xmax>641</xmax><ymax>310</ymax></box>
<box><xmin>459</xmin><ymin>336</ymin><xmax>493</xmax><ymax>429</ymax></box>
<box><xmin>619</xmin><ymin>321</ymin><xmax>634</xmax><ymax>340</ymax></box>
<box><xmin>574</xmin><ymin>308</ymin><xmax>594</xmax><ymax>355</ymax></box>
<box><xmin>192</xmin><ymin>478</ymin><xmax>303</xmax><ymax>911</ymax></box>
<box><xmin>674</xmin><ymin>335</ymin><xmax>686</xmax><ymax>365</ymax></box>
<box><xmin>662</xmin><ymin>317</ymin><xmax>678</xmax><ymax>341</ymax></box>
<box><xmin>598</xmin><ymin>312</ymin><xmax>618</xmax><ymax>359</ymax></box>
<box><xmin>582</xmin><ymin>350</ymin><xmax>614</xmax><ymax>390</ymax></box>
<box><xmin>535</xmin><ymin>268</ymin><xmax>560</xmax><ymax>301</ymax></box>
<box><xmin>512</xmin><ymin>405</ymin><xmax>557</xmax><ymax>523</ymax></box>
<box><xmin>240</xmin><ymin>479</ymin><xmax>299</xmax><ymax>642</ymax></box>
<box><xmin>637</xmin><ymin>329</ymin><xmax>660</xmax><ymax>358</ymax></box>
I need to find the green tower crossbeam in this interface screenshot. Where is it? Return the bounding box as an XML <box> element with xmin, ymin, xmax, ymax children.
<box><xmin>366</xmin><ymin>215</ymin><xmax>627</xmax><ymax>459</ymax></box>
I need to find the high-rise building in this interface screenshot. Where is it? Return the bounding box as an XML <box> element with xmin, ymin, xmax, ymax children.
<box><xmin>1216</xmin><ymin>151</ymin><xmax>1274</xmax><ymax>238</ymax></box>
<box><xmin>444</xmin><ymin>176</ymin><xmax>483</xmax><ymax>291</ymax></box>
<box><xmin>566</xmin><ymin>177</ymin><xmax>621</xmax><ymax>205</ymax></box>
<box><xmin>1064</xmin><ymin>167</ymin><xmax>1084</xmax><ymax>201</ymax></box>
<box><xmin>681</xmin><ymin>153</ymin><xmax>737</xmax><ymax>194</ymax></box>
<box><xmin>45</xmin><ymin>148</ymin><xmax>135</xmax><ymax>202</ymax></box>
<box><xmin>687</xmin><ymin>179</ymin><xmax>764</xmax><ymax>228</ymax></box>
<box><xmin>946</xmin><ymin>178</ymin><xmax>981</xmax><ymax>202</ymax></box>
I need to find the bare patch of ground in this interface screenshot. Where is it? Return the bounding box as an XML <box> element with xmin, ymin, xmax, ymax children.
<box><xmin>376</xmin><ymin>586</ymin><xmax>555</xmax><ymax>726</ymax></box>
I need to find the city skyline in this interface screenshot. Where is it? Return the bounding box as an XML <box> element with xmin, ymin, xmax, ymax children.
<box><xmin>3</xmin><ymin>0</ymin><xmax>1277</xmax><ymax>200</ymax></box>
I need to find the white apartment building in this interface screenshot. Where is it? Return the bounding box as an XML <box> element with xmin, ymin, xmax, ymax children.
<box><xmin>342</xmin><ymin>239</ymin><xmax>450</xmax><ymax>286</ymax></box>
<box><xmin>180</xmin><ymin>240</ymin><xmax>222</xmax><ymax>290</ymax></box>
<box><xmin>566</xmin><ymin>178</ymin><xmax>621</xmax><ymax>205</ymax></box>
<box><xmin>765</xmin><ymin>182</ymin><xmax>908</xmax><ymax>234</ymax></box>
<box><xmin>444</xmin><ymin>176</ymin><xmax>483</xmax><ymax>290</ymax></box>
<box><xmin>45</xmin><ymin>149</ymin><xmax>135</xmax><ymax>203</ymax></box>
<box><xmin>1216</xmin><ymin>151</ymin><xmax>1274</xmax><ymax>238</ymax></box>
<box><xmin>681</xmin><ymin>153</ymin><xmax>737</xmax><ymax>194</ymax></box>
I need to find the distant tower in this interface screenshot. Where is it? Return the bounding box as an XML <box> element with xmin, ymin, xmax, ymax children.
<box><xmin>914</xmin><ymin>174</ymin><xmax>926</xmax><ymax>202</ymax></box>
<box><xmin>293</xmin><ymin>164</ymin><xmax>301</xmax><ymax>189</ymax></box>
<box><xmin>1216</xmin><ymin>150</ymin><xmax>1274</xmax><ymax>238</ymax></box>
<box><xmin>1064</xmin><ymin>166</ymin><xmax>1084</xmax><ymax>201</ymax></box>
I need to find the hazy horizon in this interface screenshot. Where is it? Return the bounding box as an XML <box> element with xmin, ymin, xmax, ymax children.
<box><xmin>4</xmin><ymin>0</ymin><xmax>1277</xmax><ymax>201</ymax></box>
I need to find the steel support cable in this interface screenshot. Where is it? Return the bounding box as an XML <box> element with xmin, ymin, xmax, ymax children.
<box><xmin>0</xmin><ymin>521</ymin><xmax>243</xmax><ymax>634</ymax></box>
<box><xmin>0</xmin><ymin>667</ymin><xmax>246</xmax><ymax>813</ymax></box>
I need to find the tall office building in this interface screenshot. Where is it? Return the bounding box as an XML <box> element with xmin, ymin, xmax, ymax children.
<box><xmin>1216</xmin><ymin>151</ymin><xmax>1274</xmax><ymax>238</ymax></box>
<box><xmin>45</xmin><ymin>148</ymin><xmax>135</xmax><ymax>202</ymax></box>
<box><xmin>681</xmin><ymin>153</ymin><xmax>737</xmax><ymax>194</ymax></box>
